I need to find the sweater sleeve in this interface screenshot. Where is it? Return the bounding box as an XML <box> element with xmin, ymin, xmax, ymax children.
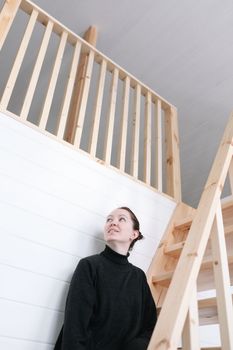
<box><xmin>140</xmin><ymin>273</ymin><xmax>157</xmax><ymax>340</ymax></box>
<box><xmin>61</xmin><ymin>258</ymin><xmax>97</xmax><ymax>350</ymax></box>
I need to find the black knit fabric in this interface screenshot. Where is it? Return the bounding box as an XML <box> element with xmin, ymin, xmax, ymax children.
<box><xmin>54</xmin><ymin>245</ymin><xmax>157</xmax><ymax>350</ymax></box>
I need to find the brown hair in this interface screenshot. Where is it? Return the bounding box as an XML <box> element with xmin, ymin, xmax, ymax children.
<box><xmin>118</xmin><ymin>207</ymin><xmax>144</xmax><ymax>251</ymax></box>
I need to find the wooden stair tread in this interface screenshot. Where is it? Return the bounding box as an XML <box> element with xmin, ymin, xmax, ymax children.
<box><xmin>165</xmin><ymin>242</ymin><xmax>233</xmax><ymax>261</ymax></box>
<box><xmin>173</xmin><ymin>196</ymin><xmax>233</xmax><ymax>233</ymax></box>
<box><xmin>152</xmin><ymin>254</ymin><xmax>233</xmax><ymax>288</ymax></box>
<box><xmin>221</xmin><ymin>194</ymin><xmax>233</xmax><ymax>210</ymax></box>
<box><xmin>173</xmin><ymin>216</ymin><xmax>193</xmax><ymax>231</ymax></box>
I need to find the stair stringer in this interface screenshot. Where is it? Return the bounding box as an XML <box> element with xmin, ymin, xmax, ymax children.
<box><xmin>146</xmin><ymin>202</ymin><xmax>196</xmax><ymax>308</ymax></box>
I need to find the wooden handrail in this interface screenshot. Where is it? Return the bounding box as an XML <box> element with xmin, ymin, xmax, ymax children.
<box><xmin>148</xmin><ymin>112</ymin><xmax>233</xmax><ymax>349</ymax></box>
<box><xmin>0</xmin><ymin>0</ymin><xmax>181</xmax><ymax>201</ymax></box>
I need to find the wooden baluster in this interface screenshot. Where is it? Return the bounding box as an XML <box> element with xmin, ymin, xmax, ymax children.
<box><xmin>56</xmin><ymin>41</ymin><xmax>82</xmax><ymax>139</ymax></box>
<box><xmin>103</xmin><ymin>68</ymin><xmax>119</xmax><ymax>164</ymax></box>
<box><xmin>228</xmin><ymin>156</ymin><xmax>233</xmax><ymax>195</ymax></box>
<box><xmin>64</xmin><ymin>26</ymin><xmax>97</xmax><ymax>145</ymax></box>
<box><xmin>117</xmin><ymin>76</ymin><xmax>130</xmax><ymax>171</ymax></box>
<box><xmin>165</xmin><ymin>106</ymin><xmax>181</xmax><ymax>201</ymax></box>
<box><xmin>0</xmin><ymin>8</ymin><xmax>38</xmax><ymax>110</ymax></box>
<box><xmin>182</xmin><ymin>284</ymin><xmax>200</xmax><ymax>350</ymax></box>
<box><xmin>20</xmin><ymin>20</ymin><xmax>54</xmax><ymax>120</ymax></box>
<box><xmin>130</xmin><ymin>84</ymin><xmax>141</xmax><ymax>178</ymax></box>
<box><xmin>0</xmin><ymin>0</ymin><xmax>21</xmax><ymax>50</ymax></box>
<box><xmin>211</xmin><ymin>202</ymin><xmax>233</xmax><ymax>350</ymax></box>
<box><xmin>88</xmin><ymin>59</ymin><xmax>107</xmax><ymax>157</ymax></box>
<box><xmin>143</xmin><ymin>91</ymin><xmax>152</xmax><ymax>185</ymax></box>
<box><xmin>73</xmin><ymin>49</ymin><xmax>95</xmax><ymax>147</ymax></box>
<box><xmin>155</xmin><ymin>99</ymin><xmax>162</xmax><ymax>192</ymax></box>
<box><xmin>39</xmin><ymin>31</ymin><xmax>68</xmax><ymax>130</ymax></box>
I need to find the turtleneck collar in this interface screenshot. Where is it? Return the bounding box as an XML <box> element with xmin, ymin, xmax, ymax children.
<box><xmin>101</xmin><ymin>245</ymin><xmax>129</xmax><ymax>265</ymax></box>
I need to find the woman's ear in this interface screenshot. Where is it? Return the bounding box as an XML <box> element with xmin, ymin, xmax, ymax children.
<box><xmin>132</xmin><ymin>230</ymin><xmax>139</xmax><ymax>240</ymax></box>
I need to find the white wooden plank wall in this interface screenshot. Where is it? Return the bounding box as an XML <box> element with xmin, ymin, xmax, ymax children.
<box><xmin>0</xmin><ymin>111</ymin><xmax>176</xmax><ymax>349</ymax></box>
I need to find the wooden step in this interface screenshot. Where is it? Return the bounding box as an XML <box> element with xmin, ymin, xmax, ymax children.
<box><xmin>198</xmin><ymin>294</ymin><xmax>233</xmax><ymax>326</ymax></box>
<box><xmin>173</xmin><ymin>196</ymin><xmax>233</xmax><ymax>235</ymax></box>
<box><xmin>173</xmin><ymin>216</ymin><xmax>193</xmax><ymax>231</ymax></box>
<box><xmin>152</xmin><ymin>255</ymin><xmax>233</xmax><ymax>289</ymax></box>
<box><xmin>165</xmin><ymin>231</ymin><xmax>233</xmax><ymax>260</ymax></box>
<box><xmin>158</xmin><ymin>294</ymin><xmax>233</xmax><ymax>326</ymax></box>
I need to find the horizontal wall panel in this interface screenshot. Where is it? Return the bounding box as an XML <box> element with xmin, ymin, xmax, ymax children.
<box><xmin>0</xmin><ymin>144</ymin><xmax>172</xmax><ymax>234</ymax></box>
<box><xmin>0</xmin><ymin>230</ymin><xmax>79</xmax><ymax>281</ymax></box>
<box><xmin>0</xmin><ymin>203</ymin><xmax>104</xmax><ymax>257</ymax></box>
<box><xmin>1</xmin><ymin>264</ymin><xmax>68</xmax><ymax>312</ymax></box>
<box><xmin>0</xmin><ymin>173</ymin><xmax>104</xmax><ymax>234</ymax></box>
<box><xmin>0</xmin><ymin>201</ymin><xmax>157</xmax><ymax>261</ymax></box>
<box><xmin>0</xmin><ymin>299</ymin><xmax>63</xmax><ymax>344</ymax></box>
<box><xmin>0</xmin><ymin>336</ymin><xmax>53</xmax><ymax>350</ymax></box>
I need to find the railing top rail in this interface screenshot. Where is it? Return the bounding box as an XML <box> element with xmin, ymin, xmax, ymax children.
<box><xmin>20</xmin><ymin>0</ymin><xmax>175</xmax><ymax>110</ymax></box>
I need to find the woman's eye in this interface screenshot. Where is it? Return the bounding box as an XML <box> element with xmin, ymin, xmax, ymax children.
<box><xmin>119</xmin><ymin>217</ymin><xmax>126</xmax><ymax>222</ymax></box>
<box><xmin>106</xmin><ymin>218</ymin><xmax>112</xmax><ymax>222</ymax></box>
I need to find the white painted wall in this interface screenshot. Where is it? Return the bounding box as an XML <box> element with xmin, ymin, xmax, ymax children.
<box><xmin>0</xmin><ymin>112</ymin><xmax>176</xmax><ymax>350</ymax></box>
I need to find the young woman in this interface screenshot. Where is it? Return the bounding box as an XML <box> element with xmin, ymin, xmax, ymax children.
<box><xmin>54</xmin><ymin>207</ymin><xmax>157</xmax><ymax>350</ymax></box>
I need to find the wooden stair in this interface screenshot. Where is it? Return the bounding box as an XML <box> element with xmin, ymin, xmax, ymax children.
<box><xmin>150</xmin><ymin>196</ymin><xmax>233</xmax><ymax>327</ymax></box>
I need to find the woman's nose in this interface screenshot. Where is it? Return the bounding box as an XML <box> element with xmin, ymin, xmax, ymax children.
<box><xmin>110</xmin><ymin>218</ymin><xmax>117</xmax><ymax>226</ymax></box>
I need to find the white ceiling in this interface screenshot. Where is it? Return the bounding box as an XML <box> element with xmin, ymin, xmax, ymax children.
<box><xmin>19</xmin><ymin>0</ymin><xmax>233</xmax><ymax>206</ymax></box>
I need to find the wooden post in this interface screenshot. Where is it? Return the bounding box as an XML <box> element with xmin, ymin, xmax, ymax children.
<box><xmin>165</xmin><ymin>106</ymin><xmax>181</xmax><ymax>202</ymax></box>
<box><xmin>211</xmin><ymin>202</ymin><xmax>233</xmax><ymax>350</ymax></box>
<box><xmin>182</xmin><ymin>284</ymin><xmax>200</xmax><ymax>350</ymax></box>
<box><xmin>64</xmin><ymin>26</ymin><xmax>97</xmax><ymax>144</ymax></box>
<box><xmin>0</xmin><ymin>0</ymin><xmax>21</xmax><ymax>50</ymax></box>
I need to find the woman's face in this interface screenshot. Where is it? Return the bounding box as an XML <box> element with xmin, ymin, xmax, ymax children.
<box><xmin>104</xmin><ymin>208</ymin><xmax>139</xmax><ymax>246</ymax></box>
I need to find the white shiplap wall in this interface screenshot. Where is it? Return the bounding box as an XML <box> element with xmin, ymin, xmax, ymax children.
<box><xmin>0</xmin><ymin>112</ymin><xmax>176</xmax><ymax>350</ymax></box>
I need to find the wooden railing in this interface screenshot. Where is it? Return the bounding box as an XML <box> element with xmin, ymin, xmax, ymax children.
<box><xmin>0</xmin><ymin>0</ymin><xmax>181</xmax><ymax>201</ymax></box>
<box><xmin>148</xmin><ymin>112</ymin><xmax>233</xmax><ymax>349</ymax></box>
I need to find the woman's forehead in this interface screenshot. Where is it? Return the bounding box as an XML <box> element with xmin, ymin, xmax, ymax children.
<box><xmin>107</xmin><ymin>208</ymin><xmax>130</xmax><ymax>218</ymax></box>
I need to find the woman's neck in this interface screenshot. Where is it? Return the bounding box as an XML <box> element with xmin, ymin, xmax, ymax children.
<box><xmin>106</xmin><ymin>242</ymin><xmax>129</xmax><ymax>256</ymax></box>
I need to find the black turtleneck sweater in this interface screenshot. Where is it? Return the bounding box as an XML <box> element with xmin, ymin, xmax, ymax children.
<box><xmin>55</xmin><ymin>245</ymin><xmax>157</xmax><ymax>350</ymax></box>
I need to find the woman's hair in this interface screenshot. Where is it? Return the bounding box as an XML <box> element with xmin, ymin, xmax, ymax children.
<box><xmin>118</xmin><ymin>206</ymin><xmax>144</xmax><ymax>251</ymax></box>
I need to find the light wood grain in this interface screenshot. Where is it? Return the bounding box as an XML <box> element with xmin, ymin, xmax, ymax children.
<box><xmin>130</xmin><ymin>84</ymin><xmax>141</xmax><ymax>178</ymax></box>
<box><xmin>155</xmin><ymin>99</ymin><xmax>162</xmax><ymax>192</ymax></box>
<box><xmin>56</xmin><ymin>41</ymin><xmax>82</xmax><ymax>139</ymax></box>
<box><xmin>20</xmin><ymin>20</ymin><xmax>54</xmax><ymax>120</ymax></box>
<box><xmin>117</xmin><ymin>76</ymin><xmax>130</xmax><ymax>171</ymax></box>
<box><xmin>0</xmin><ymin>0</ymin><xmax>21</xmax><ymax>50</ymax></box>
<box><xmin>211</xmin><ymin>203</ymin><xmax>233</xmax><ymax>349</ymax></box>
<box><xmin>103</xmin><ymin>68</ymin><xmax>119</xmax><ymax>164</ymax></box>
<box><xmin>89</xmin><ymin>59</ymin><xmax>107</xmax><ymax>156</ymax></box>
<box><xmin>0</xmin><ymin>8</ymin><xmax>38</xmax><ymax>110</ymax></box>
<box><xmin>148</xmin><ymin>112</ymin><xmax>233</xmax><ymax>349</ymax></box>
<box><xmin>39</xmin><ymin>31</ymin><xmax>68</xmax><ymax>130</ymax></box>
